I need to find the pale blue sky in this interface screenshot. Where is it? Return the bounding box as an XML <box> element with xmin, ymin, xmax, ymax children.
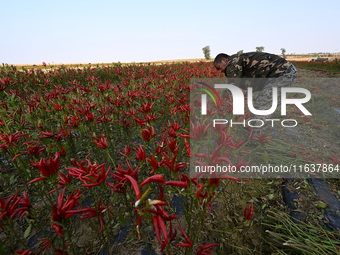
<box><xmin>1</xmin><ymin>0</ymin><xmax>339</xmax><ymax>64</ymax></box>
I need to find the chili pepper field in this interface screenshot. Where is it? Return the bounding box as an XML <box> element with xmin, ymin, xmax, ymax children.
<box><xmin>0</xmin><ymin>61</ymin><xmax>339</xmax><ymax>255</ymax></box>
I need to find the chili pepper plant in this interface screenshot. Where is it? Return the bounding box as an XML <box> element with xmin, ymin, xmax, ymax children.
<box><xmin>0</xmin><ymin>62</ymin><xmax>338</xmax><ymax>255</ymax></box>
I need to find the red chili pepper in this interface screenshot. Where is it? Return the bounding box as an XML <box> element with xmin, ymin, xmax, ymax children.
<box><xmin>140</xmin><ymin>174</ymin><xmax>165</xmax><ymax>187</ymax></box>
<box><xmin>152</xmin><ymin>216</ymin><xmax>162</xmax><ymax>245</ymax></box>
<box><xmin>194</xmin><ymin>153</ymin><xmax>208</xmax><ymax>159</ymax></box>
<box><xmin>137</xmin><ymin>213</ymin><xmax>142</xmax><ymax>227</ymax></box>
<box><xmin>219</xmin><ymin>174</ymin><xmax>240</xmax><ymax>182</ymax></box>
<box><xmin>157</xmin><ymin>215</ymin><xmax>168</xmax><ymax>246</ymax></box>
<box><xmin>210</xmin><ymin>144</ymin><xmax>223</xmax><ymax>161</ymax></box>
<box><xmin>158</xmin><ymin>184</ymin><xmax>164</xmax><ymax>200</ymax></box>
<box><xmin>141</xmin><ymin>126</ymin><xmax>155</xmax><ymax>141</ymax></box>
<box><xmin>178</xmin><ymin>134</ymin><xmax>191</xmax><ymax>138</ymax></box>
<box><xmin>165</xmin><ymin>181</ymin><xmax>188</xmax><ymax>188</ymax></box>
<box><xmin>124</xmin><ymin>175</ymin><xmax>140</xmax><ymax>199</ymax></box>
<box><xmin>176</xmin><ymin>243</ymin><xmax>191</xmax><ymax>248</ymax></box>
<box><xmin>184</xmin><ymin>138</ymin><xmax>191</xmax><ymax>157</ymax></box>
<box><xmin>52</xmin><ymin>223</ymin><xmax>63</xmax><ymax>237</ymax></box>
<box><xmin>216</xmin><ymin>156</ymin><xmax>232</xmax><ymax>165</ymax></box>
<box><xmin>134</xmin><ymin>145</ymin><xmax>147</xmax><ymax>161</ymax></box>
<box><xmin>168</xmin><ymin>221</ymin><xmax>177</xmax><ymax>242</ymax></box>
<box><xmin>199</xmin><ymin>243</ymin><xmax>219</xmax><ymax>251</ymax></box>
<box><xmin>240</xmin><ymin>150</ymin><xmax>252</xmax><ymax>154</ymax></box>
<box><xmin>244</xmin><ymin>202</ymin><xmax>254</xmax><ymax>220</ymax></box>
<box><xmin>177</xmin><ymin>225</ymin><xmax>192</xmax><ymax>247</ymax></box>
<box><xmin>27</xmin><ymin>176</ymin><xmax>47</xmax><ymax>184</ymax></box>
<box><xmin>147</xmin><ymin>154</ymin><xmax>159</xmax><ymax>174</ymax></box>
<box><xmin>196</xmin><ymin>183</ymin><xmax>208</xmax><ymax>198</ymax></box>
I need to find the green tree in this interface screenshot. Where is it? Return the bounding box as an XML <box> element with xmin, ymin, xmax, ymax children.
<box><xmin>202</xmin><ymin>46</ymin><xmax>211</xmax><ymax>60</ymax></box>
<box><xmin>255</xmin><ymin>46</ymin><xmax>264</xmax><ymax>52</ymax></box>
<box><xmin>281</xmin><ymin>48</ymin><xmax>286</xmax><ymax>58</ymax></box>
<box><xmin>237</xmin><ymin>50</ymin><xmax>244</xmax><ymax>55</ymax></box>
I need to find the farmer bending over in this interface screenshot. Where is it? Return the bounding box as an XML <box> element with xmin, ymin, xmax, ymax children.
<box><xmin>214</xmin><ymin>52</ymin><xmax>297</xmax><ymax>137</ymax></box>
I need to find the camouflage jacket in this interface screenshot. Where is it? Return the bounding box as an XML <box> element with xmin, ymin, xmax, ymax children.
<box><xmin>224</xmin><ymin>52</ymin><xmax>293</xmax><ymax>90</ymax></box>
<box><xmin>225</xmin><ymin>52</ymin><xmax>291</xmax><ymax>78</ymax></box>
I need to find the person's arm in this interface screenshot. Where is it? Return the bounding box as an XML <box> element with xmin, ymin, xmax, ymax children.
<box><xmin>225</xmin><ymin>56</ymin><xmax>244</xmax><ymax>78</ymax></box>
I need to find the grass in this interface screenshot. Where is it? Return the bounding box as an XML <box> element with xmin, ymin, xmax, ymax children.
<box><xmin>263</xmin><ymin>209</ymin><xmax>340</xmax><ymax>255</ymax></box>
